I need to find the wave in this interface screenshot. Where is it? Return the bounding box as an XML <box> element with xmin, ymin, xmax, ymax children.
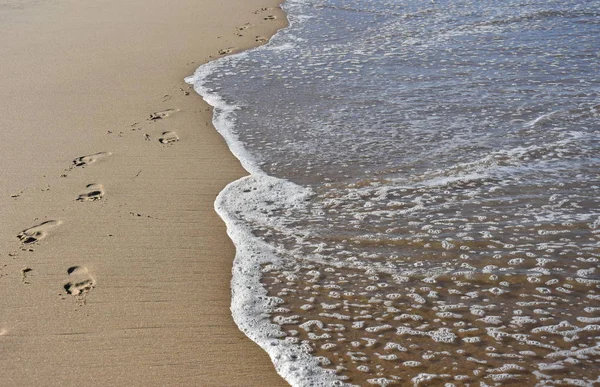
<box><xmin>186</xmin><ymin>0</ymin><xmax>600</xmax><ymax>384</ymax></box>
<box><xmin>186</xmin><ymin>23</ymin><xmax>346</xmax><ymax>385</ymax></box>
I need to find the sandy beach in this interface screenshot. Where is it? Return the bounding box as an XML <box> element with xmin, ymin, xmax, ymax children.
<box><xmin>0</xmin><ymin>0</ymin><xmax>288</xmax><ymax>385</ymax></box>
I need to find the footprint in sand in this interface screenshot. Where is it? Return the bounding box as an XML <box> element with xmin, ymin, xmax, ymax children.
<box><xmin>64</xmin><ymin>266</ymin><xmax>95</xmax><ymax>297</ymax></box>
<box><xmin>264</xmin><ymin>15</ymin><xmax>277</xmax><ymax>20</ymax></box>
<box><xmin>76</xmin><ymin>183</ymin><xmax>105</xmax><ymax>202</ymax></box>
<box><xmin>218</xmin><ymin>47</ymin><xmax>237</xmax><ymax>55</ymax></box>
<box><xmin>255</xmin><ymin>36</ymin><xmax>268</xmax><ymax>43</ymax></box>
<box><xmin>159</xmin><ymin>131</ymin><xmax>179</xmax><ymax>144</ymax></box>
<box><xmin>73</xmin><ymin>152</ymin><xmax>111</xmax><ymax>167</ymax></box>
<box><xmin>21</xmin><ymin>267</ymin><xmax>33</xmax><ymax>284</ymax></box>
<box><xmin>17</xmin><ymin>220</ymin><xmax>62</xmax><ymax>244</ymax></box>
<box><xmin>149</xmin><ymin>109</ymin><xmax>178</xmax><ymax>120</ymax></box>
<box><xmin>253</xmin><ymin>7</ymin><xmax>276</xmax><ymax>14</ymax></box>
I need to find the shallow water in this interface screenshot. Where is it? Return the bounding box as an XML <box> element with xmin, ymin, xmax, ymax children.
<box><xmin>188</xmin><ymin>0</ymin><xmax>600</xmax><ymax>385</ymax></box>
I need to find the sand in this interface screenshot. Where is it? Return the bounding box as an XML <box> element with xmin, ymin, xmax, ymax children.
<box><xmin>0</xmin><ymin>0</ymin><xmax>288</xmax><ymax>385</ymax></box>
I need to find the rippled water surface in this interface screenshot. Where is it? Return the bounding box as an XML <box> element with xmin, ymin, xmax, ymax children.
<box><xmin>190</xmin><ymin>0</ymin><xmax>600</xmax><ymax>385</ymax></box>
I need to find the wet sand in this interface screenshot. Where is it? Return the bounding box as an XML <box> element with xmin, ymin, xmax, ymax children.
<box><xmin>0</xmin><ymin>0</ymin><xmax>288</xmax><ymax>385</ymax></box>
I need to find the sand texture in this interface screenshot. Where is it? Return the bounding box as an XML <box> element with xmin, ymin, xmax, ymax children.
<box><xmin>0</xmin><ymin>0</ymin><xmax>288</xmax><ymax>385</ymax></box>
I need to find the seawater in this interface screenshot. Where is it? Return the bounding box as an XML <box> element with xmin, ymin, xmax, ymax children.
<box><xmin>187</xmin><ymin>0</ymin><xmax>600</xmax><ymax>385</ymax></box>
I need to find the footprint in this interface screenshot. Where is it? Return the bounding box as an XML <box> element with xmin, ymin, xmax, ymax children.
<box><xmin>149</xmin><ymin>109</ymin><xmax>177</xmax><ymax>120</ymax></box>
<box><xmin>264</xmin><ymin>15</ymin><xmax>277</xmax><ymax>20</ymax></box>
<box><xmin>64</xmin><ymin>266</ymin><xmax>95</xmax><ymax>297</ymax></box>
<box><xmin>21</xmin><ymin>267</ymin><xmax>33</xmax><ymax>284</ymax></box>
<box><xmin>253</xmin><ymin>7</ymin><xmax>276</xmax><ymax>14</ymax></box>
<box><xmin>17</xmin><ymin>220</ymin><xmax>62</xmax><ymax>244</ymax></box>
<box><xmin>218</xmin><ymin>47</ymin><xmax>237</xmax><ymax>55</ymax></box>
<box><xmin>255</xmin><ymin>36</ymin><xmax>268</xmax><ymax>43</ymax></box>
<box><xmin>73</xmin><ymin>152</ymin><xmax>111</xmax><ymax>167</ymax></box>
<box><xmin>76</xmin><ymin>183</ymin><xmax>105</xmax><ymax>202</ymax></box>
<box><xmin>159</xmin><ymin>131</ymin><xmax>179</xmax><ymax>144</ymax></box>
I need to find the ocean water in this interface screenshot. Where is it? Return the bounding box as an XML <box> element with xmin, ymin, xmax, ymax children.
<box><xmin>187</xmin><ymin>0</ymin><xmax>600</xmax><ymax>385</ymax></box>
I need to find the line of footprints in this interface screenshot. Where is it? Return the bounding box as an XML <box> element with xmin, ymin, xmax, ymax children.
<box><xmin>16</xmin><ymin>108</ymin><xmax>180</xmax><ymax>301</ymax></box>
<box><xmin>216</xmin><ymin>7</ymin><xmax>279</xmax><ymax>57</ymax></box>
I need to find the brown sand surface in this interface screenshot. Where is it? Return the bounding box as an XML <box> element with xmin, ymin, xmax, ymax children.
<box><xmin>0</xmin><ymin>0</ymin><xmax>288</xmax><ymax>385</ymax></box>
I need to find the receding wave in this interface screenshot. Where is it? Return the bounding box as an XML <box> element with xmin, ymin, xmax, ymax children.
<box><xmin>188</xmin><ymin>0</ymin><xmax>600</xmax><ymax>385</ymax></box>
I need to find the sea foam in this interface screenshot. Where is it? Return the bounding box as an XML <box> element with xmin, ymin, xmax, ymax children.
<box><xmin>187</xmin><ymin>0</ymin><xmax>600</xmax><ymax>385</ymax></box>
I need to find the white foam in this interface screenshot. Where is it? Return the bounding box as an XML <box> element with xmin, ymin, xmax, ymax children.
<box><xmin>189</xmin><ymin>53</ymin><xmax>347</xmax><ymax>384</ymax></box>
<box><xmin>186</xmin><ymin>53</ymin><xmax>261</xmax><ymax>175</ymax></box>
<box><xmin>185</xmin><ymin>0</ymin><xmax>600</xmax><ymax>384</ymax></box>
<box><xmin>215</xmin><ymin>175</ymin><xmax>343</xmax><ymax>386</ymax></box>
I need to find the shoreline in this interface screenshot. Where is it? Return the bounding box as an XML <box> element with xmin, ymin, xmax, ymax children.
<box><xmin>183</xmin><ymin>1</ymin><xmax>600</xmax><ymax>385</ymax></box>
<box><xmin>0</xmin><ymin>0</ymin><xmax>289</xmax><ymax>385</ymax></box>
<box><xmin>187</xmin><ymin>32</ymin><xmax>346</xmax><ymax>383</ymax></box>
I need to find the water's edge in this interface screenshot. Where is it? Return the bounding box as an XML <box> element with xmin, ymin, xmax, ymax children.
<box><xmin>185</xmin><ymin>4</ymin><xmax>343</xmax><ymax>386</ymax></box>
<box><xmin>186</xmin><ymin>0</ymin><xmax>600</xmax><ymax>385</ymax></box>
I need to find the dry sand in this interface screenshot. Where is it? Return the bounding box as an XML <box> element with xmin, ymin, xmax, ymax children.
<box><xmin>0</xmin><ymin>0</ymin><xmax>288</xmax><ymax>385</ymax></box>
